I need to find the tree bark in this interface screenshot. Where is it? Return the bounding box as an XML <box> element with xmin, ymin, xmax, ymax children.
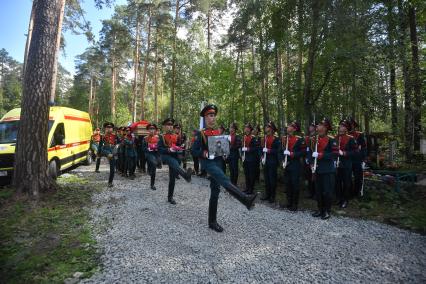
<box><xmin>140</xmin><ymin>6</ymin><xmax>152</xmax><ymax>120</ymax></box>
<box><xmin>241</xmin><ymin>52</ymin><xmax>247</xmax><ymax>123</ymax></box>
<box><xmin>170</xmin><ymin>0</ymin><xmax>180</xmax><ymax>118</ymax></box>
<box><xmin>23</xmin><ymin>4</ymin><xmax>35</xmax><ymax>76</ymax></box>
<box><xmin>89</xmin><ymin>76</ymin><xmax>93</xmax><ymax>116</ymax></box>
<box><xmin>408</xmin><ymin>5</ymin><xmax>422</xmax><ymax>152</ymax></box>
<box><xmin>132</xmin><ymin>14</ymin><xmax>141</xmax><ymax>122</ymax></box>
<box><xmin>303</xmin><ymin>0</ymin><xmax>320</xmax><ymax>132</ymax></box>
<box><xmin>14</xmin><ymin>0</ymin><xmax>63</xmax><ymax>196</ymax></box>
<box><xmin>397</xmin><ymin>0</ymin><xmax>412</xmax><ymax>159</ymax></box>
<box><xmin>154</xmin><ymin>25</ymin><xmax>159</xmax><ymax>123</ymax></box>
<box><xmin>111</xmin><ymin>63</ymin><xmax>116</xmax><ymax>122</ymax></box>
<box><xmin>49</xmin><ymin>0</ymin><xmax>66</xmax><ymax>105</ymax></box>
<box><xmin>295</xmin><ymin>0</ymin><xmax>304</xmax><ymax>122</ymax></box>
<box><xmin>386</xmin><ymin>0</ymin><xmax>398</xmax><ymax>135</ymax></box>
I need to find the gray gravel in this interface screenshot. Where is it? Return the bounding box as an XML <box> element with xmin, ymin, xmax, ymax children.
<box><xmin>74</xmin><ymin>161</ymin><xmax>426</xmax><ymax>283</ymax></box>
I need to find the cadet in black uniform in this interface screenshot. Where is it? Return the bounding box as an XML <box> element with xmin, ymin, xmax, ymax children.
<box><xmin>143</xmin><ymin>124</ymin><xmax>161</xmax><ymax>190</ymax></box>
<box><xmin>335</xmin><ymin>119</ymin><xmax>357</xmax><ymax>208</ymax></box>
<box><xmin>348</xmin><ymin>117</ymin><xmax>367</xmax><ymax>198</ymax></box>
<box><xmin>95</xmin><ymin>122</ymin><xmax>120</xmax><ymax>187</ymax></box>
<box><xmin>282</xmin><ymin>121</ymin><xmax>305</xmax><ymax>211</ymax></box>
<box><xmin>227</xmin><ymin>123</ymin><xmax>242</xmax><ymax>185</ymax></box>
<box><xmin>158</xmin><ymin>118</ymin><xmax>192</xmax><ymax>204</ymax></box>
<box><xmin>192</xmin><ymin>104</ymin><xmax>257</xmax><ymax>232</ymax></box>
<box><xmin>310</xmin><ymin>118</ymin><xmax>338</xmax><ymax>219</ymax></box>
<box><xmin>241</xmin><ymin>123</ymin><xmax>260</xmax><ymax>194</ymax></box>
<box><xmin>260</xmin><ymin>122</ymin><xmax>280</xmax><ymax>203</ymax></box>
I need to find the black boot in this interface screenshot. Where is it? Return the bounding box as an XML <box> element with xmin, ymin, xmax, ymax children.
<box><xmin>208</xmin><ymin>200</ymin><xmax>223</xmax><ymax>233</ymax></box>
<box><xmin>150</xmin><ymin>175</ymin><xmax>156</xmax><ymax>190</ymax></box>
<box><xmin>321</xmin><ymin>211</ymin><xmax>331</xmax><ymax>220</ymax></box>
<box><xmin>312</xmin><ymin>199</ymin><xmax>323</xmax><ymax>217</ymax></box>
<box><xmin>176</xmin><ymin>167</ymin><xmax>192</xmax><ymax>182</ymax></box>
<box><xmin>168</xmin><ymin>197</ymin><xmax>176</xmax><ymax>205</ymax></box>
<box><xmin>224</xmin><ymin>182</ymin><xmax>257</xmax><ymax>210</ymax></box>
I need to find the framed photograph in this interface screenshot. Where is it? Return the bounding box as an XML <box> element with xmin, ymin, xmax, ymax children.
<box><xmin>207</xmin><ymin>135</ymin><xmax>230</xmax><ymax>157</ymax></box>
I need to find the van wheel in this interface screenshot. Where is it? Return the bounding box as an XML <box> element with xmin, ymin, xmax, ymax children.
<box><xmin>84</xmin><ymin>150</ymin><xmax>93</xmax><ymax>165</ymax></box>
<box><xmin>48</xmin><ymin>160</ymin><xmax>58</xmax><ymax>180</ymax></box>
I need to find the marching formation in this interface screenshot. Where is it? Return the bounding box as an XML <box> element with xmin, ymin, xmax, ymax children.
<box><xmin>90</xmin><ymin>104</ymin><xmax>367</xmax><ymax>232</ymax></box>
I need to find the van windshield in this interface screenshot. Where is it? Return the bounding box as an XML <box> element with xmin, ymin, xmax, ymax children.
<box><xmin>0</xmin><ymin>120</ymin><xmax>54</xmax><ymax>144</ymax></box>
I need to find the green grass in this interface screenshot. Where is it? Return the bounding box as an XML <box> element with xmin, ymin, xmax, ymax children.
<box><xmin>236</xmin><ymin>166</ymin><xmax>426</xmax><ymax>235</ymax></box>
<box><xmin>0</xmin><ymin>177</ymin><xmax>100</xmax><ymax>283</ymax></box>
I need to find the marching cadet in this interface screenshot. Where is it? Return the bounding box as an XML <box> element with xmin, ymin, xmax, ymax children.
<box><xmin>123</xmin><ymin>127</ymin><xmax>137</xmax><ymax>179</ymax></box>
<box><xmin>90</xmin><ymin>127</ymin><xmax>101</xmax><ymax>156</ymax></box>
<box><xmin>305</xmin><ymin>123</ymin><xmax>317</xmax><ymax>199</ymax></box>
<box><xmin>227</xmin><ymin>123</ymin><xmax>242</xmax><ymax>185</ymax></box>
<box><xmin>191</xmin><ymin>104</ymin><xmax>257</xmax><ymax>232</ymax></box>
<box><xmin>282</xmin><ymin>121</ymin><xmax>305</xmax><ymax>211</ymax></box>
<box><xmin>241</xmin><ymin>123</ymin><xmax>260</xmax><ymax>194</ymax></box>
<box><xmin>260</xmin><ymin>121</ymin><xmax>281</xmax><ymax>203</ymax></box>
<box><xmin>335</xmin><ymin>119</ymin><xmax>357</xmax><ymax>208</ymax></box>
<box><xmin>189</xmin><ymin>129</ymin><xmax>200</xmax><ymax>175</ymax></box>
<box><xmin>252</xmin><ymin>125</ymin><xmax>262</xmax><ymax>183</ymax></box>
<box><xmin>218</xmin><ymin>125</ymin><xmax>227</xmax><ymax>173</ymax></box>
<box><xmin>143</xmin><ymin>123</ymin><xmax>161</xmax><ymax>190</ymax></box>
<box><xmin>135</xmin><ymin>133</ymin><xmax>146</xmax><ymax>173</ymax></box>
<box><xmin>158</xmin><ymin>118</ymin><xmax>192</xmax><ymax>205</ymax></box>
<box><xmin>310</xmin><ymin>118</ymin><xmax>338</xmax><ymax>219</ymax></box>
<box><xmin>174</xmin><ymin>123</ymin><xmax>188</xmax><ymax>169</ymax></box>
<box><xmin>117</xmin><ymin>127</ymin><xmax>126</xmax><ymax>174</ymax></box>
<box><xmin>348</xmin><ymin>117</ymin><xmax>367</xmax><ymax>198</ymax></box>
<box><xmin>95</xmin><ymin>122</ymin><xmax>120</xmax><ymax>187</ymax></box>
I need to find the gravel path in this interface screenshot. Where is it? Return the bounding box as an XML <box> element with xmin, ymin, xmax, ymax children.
<box><xmin>74</xmin><ymin>162</ymin><xmax>426</xmax><ymax>283</ymax></box>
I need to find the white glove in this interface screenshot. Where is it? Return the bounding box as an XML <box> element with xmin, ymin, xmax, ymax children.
<box><xmin>312</xmin><ymin>152</ymin><xmax>319</xmax><ymax>158</ymax></box>
<box><xmin>208</xmin><ymin>154</ymin><xmax>215</xmax><ymax>160</ymax></box>
<box><xmin>227</xmin><ymin>135</ymin><xmax>232</xmax><ymax>142</ymax></box>
<box><xmin>169</xmin><ymin>147</ymin><xmax>176</xmax><ymax>153</ymax></box>
<box><xmin>263</xmin><ymin>147</ymin><xmax>268</xmax><ymax>153</ymax></box>
<box><xmin>242</xmin><ymin>147</ymin><xmax>248</xmax><ymax>152</ymax></box>
<box><xmin>284</xmin><ymin>150</ymin><xmax>290</xmax><ymax>156</ymax></box>
<box><xmin>362</xmin><ymin>162</ymin><xmax>366</xmax><ymax>169</ymax></box>
<box><xmin>339</xmin><ymin>150</ymin><xmax>344</xmax><ymax>156</ymax></box>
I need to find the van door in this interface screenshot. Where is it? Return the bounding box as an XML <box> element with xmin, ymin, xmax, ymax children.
<box><xmin>49</xmin><ymin>123</ymin><xmax>70</xmax><ymax>170</ymax></box>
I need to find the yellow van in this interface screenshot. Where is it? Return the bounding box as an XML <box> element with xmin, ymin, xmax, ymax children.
<box><xmin>0</xmin><ymin>106</ymin><xmax>94</xmax><ymax>180</ymax></box>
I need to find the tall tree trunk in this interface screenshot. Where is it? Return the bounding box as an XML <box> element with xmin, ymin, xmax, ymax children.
<box><xmin>140</xmin><ymin>7</ymin><xmax>152</xmax><ymax>120</ymax></box>
<box><xmin>111</xmin><ymin>64</ymin><xmax>116</xmax><ymax>122</ymax></box>
<box><xmin>23</xmin><ymin>4</ymin><xmax>35</xmax><ymax>76</ymax></box>
<box><xmin>49</xmin><ymin>0</ymin><xmax>66</xmax><ymax>105</ymax></box>
<box><xmin>303</xmin><ymin>0</ymin><xmax>320</xmax><ymax>132</ymax></box>
<box><xmin>153</xmin><ymin>26</ymin><xmax>159</xmax><ymax>123</ymax></box>
<box><xmin>14</xmin><ymin>0</ymin><xmax>63</xmax><ymax>196</ymax></box>
<box><xmin>170</xmin><ymin>0</ymin><xmax>180</xmax><ymax>118</ymax></box>
<box><xmin>251</xmin><ymin>41</ymin><xmax>258</xmax><ymax>123</ymax></box>
<box><xmin>92</xmin><ymin>80</ymin><xmax>97</xmax><ymax>119</ymax></box>
<box><xmin>89</xmin><ymin>76</ymin><xmax>93</xmax><ymax>116</ymax></box>
<box><xmin>207</xmin><ymin>8</ymin><xmax>211</xmax><ymax>51</ymax></box>
<box><xmin>241</xmin><ymin>52</ymin><xmax>247</xmax><ymax>123</ymax></box>
<box><xmin>275</xmin><ymin>45</ymin><xmax>284</xmax><ymax>132</ymax></box>
<box><xmin>408</xmin><ymin>5</ymin><xmax>422</xmax><ymax>152</ymax></box>
<box><xmin>232</xmin><ymin>51</ymin><xmax>240</xmax><ymax>122</ymax></box>
<box><xmin>259</xmin><ymin>29</ymin><xmax>269</xmax><ymax>124</ymax></box>
<box><xmin>386</xmin><ymin>0</ymin><xmax>398</xmax><ymax>135</ymax></box>
<box><xmin>132</xmin><ymin>15</ymin><xmax>141</xmax><ymax>122</ymax></box>
<box><xmin>397</xmin><ymin>0</ymin><xmax>412</xmax><ymax>159</ymax></box>
<box><xmin>295</xmin><ymin>0</ymin><xmax>304</xmax><ymax>122</ymax></box>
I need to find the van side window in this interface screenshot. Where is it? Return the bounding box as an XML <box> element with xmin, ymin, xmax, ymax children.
<box><xmin>51</xmin><ymin>123</ymin><xmax>65</xmax><ymax>147</ymax></box>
